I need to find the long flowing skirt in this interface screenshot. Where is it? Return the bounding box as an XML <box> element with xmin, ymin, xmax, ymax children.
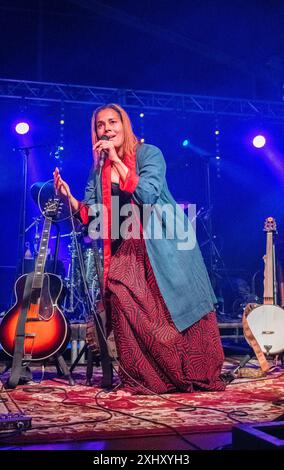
<box><xmin>106</xmin><ymin>237</ymin><xmax>226</xmax><ymax>394</ymax></box>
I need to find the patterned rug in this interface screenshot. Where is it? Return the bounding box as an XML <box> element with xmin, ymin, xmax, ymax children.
<box><xmin>1</xmin><ymin>362</ymin><xmax>284</xmax><ymax>444</ymax></box>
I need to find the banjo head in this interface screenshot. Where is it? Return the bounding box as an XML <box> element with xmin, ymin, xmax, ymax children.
<box><xmin>246</xmin><ymin>304</ymin><xmax>284</xmax><ymax>355</ymax></box>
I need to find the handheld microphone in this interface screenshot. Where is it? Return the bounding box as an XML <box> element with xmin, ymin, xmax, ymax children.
<box><xmin>220</xmin><ymin>353</ymin><xmax>253</xmax><ymax>384</ymax></box>
<box><xmin>233</xmin><ymin>354</ymin><xmax>252</xmax><ymax>374</ymax></box>
<box><xmin>99</xmin><ymin>135</ymin><xmax>110</xmax><ymax>167</ymax></box>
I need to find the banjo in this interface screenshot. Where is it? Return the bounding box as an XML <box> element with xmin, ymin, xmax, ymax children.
<box><xmin>244</xmin><ymin>217</ymin><xmax>284</xmax><ymax>356</ymax></box>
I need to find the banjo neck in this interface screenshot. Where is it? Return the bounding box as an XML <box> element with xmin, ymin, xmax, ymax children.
<box><xmin>263</xmin><ymin>217</ymin><xmax>277</xmax><ymax>305</ymax></box>
<box><xmin>243</xmin><ymin>216</ymin><xmax>284</xmax><ymax>358</ymax></box>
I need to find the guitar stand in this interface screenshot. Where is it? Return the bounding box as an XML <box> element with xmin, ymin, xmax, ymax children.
<box><xmin>69</xmin><ymin>311</ymin><xmax>114</xmax><ymax>389</ymax></box>
<box><xmin>70</xmin><ymin>342</ymin><xmax>113</xmax><ymax>389</ymax></box>
<box><xmin>51</xmin><ymin>353</ymin><xmax>75</xmax><ymax>386</ymax></box>
<box><xmin>2</xmin><ymin>353</ymin><xmax>75</xmax><ymax>387</ymax></box>
<box><xmin>0</xmin><ymin>361</ymin><xmax>28</xmax><ymax>386</ymax></box>
<box><xmin>280</xmin><ymin>352</ymin><xmax>284</xmax><ymax>369</ymax></box>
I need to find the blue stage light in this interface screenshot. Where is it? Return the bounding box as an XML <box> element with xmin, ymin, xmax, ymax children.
<box><xmin>15</xmin><ymin>122</ymin><xmax>30</xmax><ymax>135</ymax></box>
<box><xmin>253</xmin><ymin>135</ymin><xmax>266</xmax><ymax>148</ymax></box>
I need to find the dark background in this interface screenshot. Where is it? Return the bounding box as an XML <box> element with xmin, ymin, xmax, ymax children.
<box><xmin>1</xmin><ymin>0</ymin><xmax>284</xmax><ymax>100</ymax></box>
<box><xmin>1</xmin><ymin>0</ymin><xmax>284</xmax><ymax>313</ymax></box>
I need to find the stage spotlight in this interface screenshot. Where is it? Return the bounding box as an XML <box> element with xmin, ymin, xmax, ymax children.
<box><xmin>139</xmin><ymin>113</ymin><xmax>144</xmax><ymax>118</ymax></box>
<box><xmin>15</xmin><ymin>122</ymin><xmax>30</xmax><ymax>135</ymax></box>
<box><xmin>253</xmin><ymin>135</ymin><xmax>266</xmax><ymax>148</ymax></box>
<box><xmin>182</xmin><ymin>139</ymin><xmax>190</xmax><ymax>147</ymax></box>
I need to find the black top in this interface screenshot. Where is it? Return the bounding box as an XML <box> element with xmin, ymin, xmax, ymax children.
<box><xmin>111</xmin><ymin>182</ymin><xmax>132</xmax><ymax>255</ymax></box>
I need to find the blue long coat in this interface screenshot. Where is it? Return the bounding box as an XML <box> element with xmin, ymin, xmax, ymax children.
<box><xmin>84</xmin><ymin>143</ymin><xmax>217</xmax><ymax>332</ymax></box>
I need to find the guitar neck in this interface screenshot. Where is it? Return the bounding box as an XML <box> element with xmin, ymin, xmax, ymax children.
<box><xmin>263</xmin><ymin>232</ymin><xmax>275</xmax><ymax>305</ymax></box>
<box><xmin>32</xmin><ymin>217</ymin><xmax>52</xmax><ymax>289</ymax></box>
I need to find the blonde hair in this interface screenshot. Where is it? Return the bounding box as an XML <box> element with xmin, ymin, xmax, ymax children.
<box><xmin>91</xmin><ymin>103</ymin><xmax>139</xmax><ymax>167</ymax></box>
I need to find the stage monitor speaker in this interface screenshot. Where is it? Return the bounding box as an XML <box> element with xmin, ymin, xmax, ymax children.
<box><xmin>232</xmin><ymin>421</ymin><xmax>284</xmax><ymax>449</ymax></box>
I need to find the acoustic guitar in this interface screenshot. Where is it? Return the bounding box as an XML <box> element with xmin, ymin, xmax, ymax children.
<box><xmin>0</xmin><ymin>198</ymin><xmax>70</xmax><ymax>361</ymax></box>
<box><xmin>244</xmin><ymin>217</ymin><xmax>284</xmax><ymax>356</ymax></box>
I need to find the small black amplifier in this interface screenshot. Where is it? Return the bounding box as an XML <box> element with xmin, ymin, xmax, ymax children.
<box><xmin>0</xmin><ymin>413</ymin><xmax>32</xmax><ymax>432</ymax></box>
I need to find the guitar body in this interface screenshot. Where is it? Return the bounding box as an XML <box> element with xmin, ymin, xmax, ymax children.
<box><xmin>246</xmin><ymin>304</ymin><xmax>284</xmax><ymax>355</ymax></box>
<box><xmin>0</xmin><ymin>272</ymin><xmax>70</xmax><ymax>361</ymax></box>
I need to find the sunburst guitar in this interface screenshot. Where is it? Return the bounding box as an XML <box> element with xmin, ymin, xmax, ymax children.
<box><xmin>0</xmin><ymin>198</ymin><xmax>70</xmax><ymax>361</ymax></box>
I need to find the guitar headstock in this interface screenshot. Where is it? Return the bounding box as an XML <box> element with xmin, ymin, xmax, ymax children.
<box><xmin>264</xmin><ymin>217</ymin><xmax>277</xmax><ymax>233</ymax></box>
<box><xmin>43</xmin><ymin>198</ymin><xmax>63</xmax><ymax>220</ymax></box>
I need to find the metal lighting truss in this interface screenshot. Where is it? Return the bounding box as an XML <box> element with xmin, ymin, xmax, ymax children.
<box><xmin>1</xmin><ymin>78</ymin><xmax>284</xmax><ymax>119</ymax></box>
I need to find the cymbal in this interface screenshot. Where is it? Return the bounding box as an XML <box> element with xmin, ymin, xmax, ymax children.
<box><xmin>50</xmin><ymin>232</ymin><xmax>82</xmax><ymax>239</ymax></box>
<box><xmin>30</xmin><ymin>181</ymin><xmax>54</xmax><ymax>205</ymax></box>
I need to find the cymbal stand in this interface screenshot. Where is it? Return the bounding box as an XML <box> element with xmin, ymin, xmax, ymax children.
<box><xmin>199</xmin><ymin>156</ymin><xmax>234</xmax><ymax>313</ymax></box>
<box><xmin>62</xmin><ymin>231</ymin><xmax>88</xmax><ymax>322</ymax></box>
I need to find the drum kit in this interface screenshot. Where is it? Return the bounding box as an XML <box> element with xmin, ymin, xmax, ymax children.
<box><xmin>56</xmin><ymin>231</ymin><xmax>102</xmax><ymax>322</ymax></box>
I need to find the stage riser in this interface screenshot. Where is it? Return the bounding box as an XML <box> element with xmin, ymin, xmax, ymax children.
<box><xmin>233</xmin><ymin>422</ymin><xmax>284</xmax><ymax>449</ymax></box>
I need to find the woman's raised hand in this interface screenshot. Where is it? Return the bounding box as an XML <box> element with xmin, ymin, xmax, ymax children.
<box><xmin>53</xmin><ymin>167</ymin><xmax>71</xmax><ymax>198</ymax></box>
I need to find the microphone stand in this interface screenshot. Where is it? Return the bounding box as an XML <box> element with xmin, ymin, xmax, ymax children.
<box><xmin>205</xmin><ymin>156</ymin><xmax>214</xmax><ymax>279</ymax></box>
<box><xmin>14</xmin><ymin>144</ymin><xmax>56</xmax><ymax>277</ymax></box>
<box><xmin>194</xmin><ymin>152</ymin><xmax>215</xmax><ymax>281</ymax></box>
<box><xmin>197</xmin><ymin>153</ymin><xmax>234</xmax><ymax>312</ymax></box>
<box><xmin>16</xmin><ymin>147</ymin><xmax>30</xmax><ymax>277</ymax></box>
<box><xmin>25</xmin><ymin>216</ymin><xmax>43</xmax><ymax>235</ymax></box>
<box><xmin>182</xmin><ymin>145</ymin><xmax>215</xmax><ymax>280</ymax></box>
<box><xmin>52</xmin><ymin>222</ymin><xmax>61</xmax><ymax>275</ymax></box>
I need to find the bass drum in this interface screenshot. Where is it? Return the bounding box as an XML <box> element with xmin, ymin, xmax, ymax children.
<box><xmin>246</xmin><ymin>304</ymin><xmax>284</xmax><ymax>355</ymax></box>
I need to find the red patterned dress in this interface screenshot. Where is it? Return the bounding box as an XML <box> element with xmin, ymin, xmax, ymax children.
<box><xmin>105</xmin><ymin>183</ymin><xmax>225</xmax><ymax>395</ymax></box>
